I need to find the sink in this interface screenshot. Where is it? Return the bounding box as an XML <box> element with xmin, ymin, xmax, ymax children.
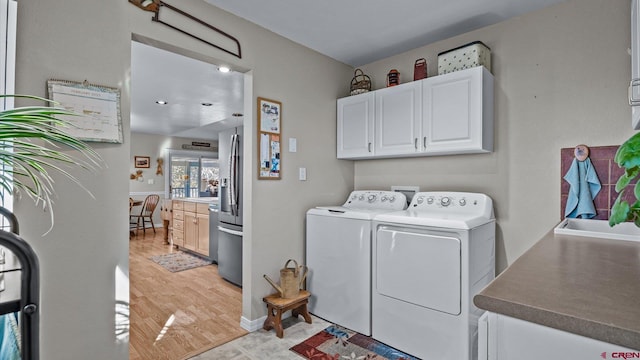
<box><xmin>554</xmin><ymin>218</ymin><xmax>640</xmax><ymax>242</ymax></box>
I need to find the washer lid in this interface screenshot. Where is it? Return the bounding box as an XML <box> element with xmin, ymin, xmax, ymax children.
<box><xmin>308</xmin><ymin>206</ymin><xmax>396</xmax><ymax>220</ymax></box>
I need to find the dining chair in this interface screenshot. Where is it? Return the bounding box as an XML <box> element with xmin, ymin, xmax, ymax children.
<box><xmin>130</xmin><ymin>194</ymin><xmax>160</xmax><ymax>235</ymax></box>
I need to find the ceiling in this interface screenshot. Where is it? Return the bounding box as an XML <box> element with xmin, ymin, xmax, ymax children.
<box><xmin>131</xmin><ymin>0</ymin><xmax>567</xmax><ymax>139</ymax></box>
<box><xmin>130</xmin><ymin>41</ymin><xmax>244</xmax><ymax>140</ymax></box>
<box><xmin>203</xmin><ymin>0</ymin><xmax>567</xmax><ymax>66</ymax></box>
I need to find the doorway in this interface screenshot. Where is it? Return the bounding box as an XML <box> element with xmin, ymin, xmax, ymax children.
<box><xmin>129</xmin><ymin>38</ymin><xmax>250</xmax><ymax>359</ymax></box>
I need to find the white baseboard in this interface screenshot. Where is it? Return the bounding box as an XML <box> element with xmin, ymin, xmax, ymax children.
<box><xmin>241</xmin><ymin>315</ymin><xmax>267</xmax><ymax>332</ymax></box>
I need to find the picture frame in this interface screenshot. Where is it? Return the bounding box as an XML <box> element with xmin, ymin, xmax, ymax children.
<box><xmin>257</xmin><ymin>97</ymin><xmax>282</xmax><ymax>180</ymax></box>
<box><xmin>134</xmin><ymin>156</ymin><xmax>151</xmax><ymax>168</ymax></box>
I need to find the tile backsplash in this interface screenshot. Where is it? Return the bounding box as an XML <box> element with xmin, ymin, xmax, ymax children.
<box><xmin>560</xmin><ymin>145</ymin><xmax>636</xmax><ymax>220</ymax></box>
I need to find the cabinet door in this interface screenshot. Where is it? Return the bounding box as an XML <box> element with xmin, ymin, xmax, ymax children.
<box><xmin>374</xmin><ymin>82</ymin><xmax>422</xmax><ymax>157</ymax></box>
<box><xmin>486</xmin><ymin>313</ymin><xmax>635</xmax><ymax>360</ymax></box>
<box><xmin>422</xmin><ymin>66</ymin><xmax>493</xmax><ymax>155</ymax></box>
<box><xmin>337</xmin><ymin>92</ymin><xmax>374</xmax><ymax>159</ymax></box>
<box><xmin>183</xmin><ymin>211</ymin><xmax>197</xmax><ymax>251</ymax></box>
<box><xmin>195</xmin><ymin>212</ymin><xmax>209</xmax><ymax>256</ymax></box>
<box><xmin>632</xmin><ymin>0</ymin><xmax>640</xmax><ymax>129</ymax></box>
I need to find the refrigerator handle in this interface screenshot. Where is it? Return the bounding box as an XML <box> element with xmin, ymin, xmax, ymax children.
<box><xmin>230</xmin><ymin>133</ymin><xmax>240</xmax><ymax>216</ymax></box>
<box><xmin>218</xmin><ymin>226</ymin><xmax>243</xmax><ymax>237</ymax></box>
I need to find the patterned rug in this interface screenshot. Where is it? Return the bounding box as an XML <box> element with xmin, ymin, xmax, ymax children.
<box><xmin>290</xmin><ymin>325</ymin><xmax>419</xmax><ymax>360</ymax></box>
<box><xmin>149</xmin><ymin>251</ymin><xmax>212</xmax><ymax>272</ymax></box>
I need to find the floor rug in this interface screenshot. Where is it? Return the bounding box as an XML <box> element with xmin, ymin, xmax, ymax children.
<box><xmin>290</xmin><ymin>325</ymin><xmax>419</xmax><ymax>360</ymax></box>
<box><xmin>149</xmin><ymin>251</ymin><xmax>212</xmax><ymax>272</ymax></box>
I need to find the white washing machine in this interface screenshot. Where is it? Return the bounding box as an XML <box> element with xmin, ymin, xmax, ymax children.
<box><xmin>372</xmin><ymin>192</ymin><xmax>495</xmax><ymax>360</ymax></box>
<box><xmin>306</xmin><ymin>190</ymin><xmax>407</xmax><ymax>335</ymax></box>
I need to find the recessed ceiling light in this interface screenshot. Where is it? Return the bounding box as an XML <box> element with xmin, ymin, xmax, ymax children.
<box><xmin>201</xmin><ymin>103</ymin><xmax>213</xmax><ymax>106</ymax></box>
<box><xmin>218</xmin><ymin>66</ymin><xmax>231</xmax><ymax>73</ymax></box>
<box><xmin>156</xmin><ymin>100</ymin><xmax>168</xmax><ymax>105</ymax></box>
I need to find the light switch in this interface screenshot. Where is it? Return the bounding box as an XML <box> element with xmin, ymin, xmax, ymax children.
<box><xmin>289</xmin><ymin>138</ymin><xmax>297</xmax><ymax>153</ymax></box>
<box><xmin>299</xmin><ymin>167</ymin><xmax>307</xmax><ymax>181</ymax></box>
<box><xmin>147</xmin><ymin>179</ymin><xmax>154</xmax><ymax>185</ymax></box>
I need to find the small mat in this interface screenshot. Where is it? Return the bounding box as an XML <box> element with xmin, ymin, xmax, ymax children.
<box><xmin>290</xmin><ymin>325</ymin><xmax>418</xmax><ymax>360</ymax></box>
<box><xmin>149</xmin><ymin>251</ymin><xmax>212</xmax><ymax>273</ymax></box>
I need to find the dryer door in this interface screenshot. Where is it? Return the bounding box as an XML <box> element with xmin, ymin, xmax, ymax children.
<box><xmin>376</xmin><ymin>226</ymin><xmax>461</xmax><ymax>315</ymax></box>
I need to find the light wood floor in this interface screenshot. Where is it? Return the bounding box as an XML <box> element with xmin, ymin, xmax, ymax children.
<box><xmin>129</xmin><ymin>229</ymin><xmax>247</xmax><ymax>360</ymax></box>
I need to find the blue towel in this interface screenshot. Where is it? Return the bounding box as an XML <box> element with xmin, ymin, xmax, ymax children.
<box><xmin>564</xmin><ymin>158</ymin><xmax>601</xmax><ymax>219</ymax></box>
<box><xmin>0</xmin><ymin>313</ymin><xmax>21</xmax><ymax>360</ymax></box>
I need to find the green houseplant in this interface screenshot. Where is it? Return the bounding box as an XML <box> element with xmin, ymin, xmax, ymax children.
<box><xmin>0</xmin><ymin>95</ymin><xmax>101</xmax><ymax>229</ymax></box>
<box><xmin>609</xmin><ymin>131</ymin><xmax>640</xmax><ymax>227</ymax></box>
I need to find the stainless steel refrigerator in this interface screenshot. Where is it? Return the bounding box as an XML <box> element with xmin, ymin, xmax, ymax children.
<box><xmin>217</xmin><ymin>126</ymin><xmax>243</xmax><ymax>287</ymax></box>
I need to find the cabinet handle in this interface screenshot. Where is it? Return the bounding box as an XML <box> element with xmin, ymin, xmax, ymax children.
<box><xmin>423</xmin><ymin>137</ymin><xmax>427</xmax><ymax>149</ymax></box>
<box><xmin>368</xmin><ymin>142</ymin><xmax>372</xmax><ymax>152</ymax></box>
<box><xmin>414</xmin><ymin>138</ymin><xmax>418</xmax><ymax>150</ymax></box>
<box><xmin>630</xmin><ymin>78</ymin><xmax>640</xmax><ymax>106</ymax></box>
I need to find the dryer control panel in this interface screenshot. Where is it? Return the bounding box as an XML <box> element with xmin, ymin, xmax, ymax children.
<box><xmin>410</xmin><ymin>192</ymin><xmax>493</xmax><ymax>218</ymax></box>
<box><xmin>343</xmin><ymin>191</ymin><xmax>407</xmax><ymax>210</ymax></box>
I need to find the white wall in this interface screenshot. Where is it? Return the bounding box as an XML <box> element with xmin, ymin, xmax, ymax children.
<box><xmin>15</xmin><ymin>1</ymin><xmax>353</xmax><ymax>359</ymax></box>
<box><xmin>354</xmin><ymin>0</ymin><xmax>637</xmax><ymax>271</ymax></box>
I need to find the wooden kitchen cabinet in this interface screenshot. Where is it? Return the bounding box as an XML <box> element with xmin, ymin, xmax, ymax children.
<box><xmin>195</xmin><ymin>212</ymin><xmax>209</xmax><ymax>255</ymax></box>
<box><xmin>172</xmin><ymin>200</ymin><xmax>184</xmax><ymax>248</ymax></box>
<box><xmin>172</xmin><ymin>200</ymin><xmax>210</xmax><ymax>257</ymax></box>
<box><xmin>336</xmin><ymin>66</ymin><xmax>493</xmax><ymax>159</ymax></box>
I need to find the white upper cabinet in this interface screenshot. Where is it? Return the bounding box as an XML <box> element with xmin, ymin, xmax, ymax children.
<box><xmin>422</xmin><ymin>66</ymin><xmax>493</xmax><ymax>155</ymax></box>
<box><xmin>337</xmin><ymin>66</ymin><xmax>493</xmax><ymax>159</ymax></box>
<box><xmin>374</xmin><ymin>81</ymin><xmax>422</xmax><ymax>157</ymax></box>
<box><xmin>631</xmin><ymin>0</ymin><xmax>640</xmax><ymax>129</ymax></box>
<box><xmin>337</xmin><ymin>92</ymin><xmax>374</xmax><ymax>159</ymax></box>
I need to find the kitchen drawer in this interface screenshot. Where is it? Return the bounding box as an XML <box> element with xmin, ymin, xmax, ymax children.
<box><xmin>173</xmin><ymin>211</ymin><xmax>184</xmax><ymax>221</ymax></box>
<box><xmin>183</xmin><ymin>201</ymin><xmax>197</xmax><ymax>212</ymax></box>
<box><xmin>172</xmin><ymin>230</ymin><xmax>184</xmax><ymax>247</ymax></box>
<box><xmin>197</xmin><ymin>203</ymin><xmax>209</xmax><ymax>214</ymax></box>
<box><xmin>173</xmin><ymin>200</ymin><xmax>184</xmax><ymax>210</ymax></box>
<box><xmin>173</xmin><ymin>219</ymin><xmax>184</xmax><ymax>231</ymax></box>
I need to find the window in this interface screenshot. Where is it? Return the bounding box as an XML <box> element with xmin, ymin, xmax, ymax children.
<box><xmin>167</xmin><ymin>150</ymin><xmax>218</xmax><ymax>199</ymax></box>
<box><xmin>0</xmin><ymin>0</ymin><xmax>17</xmax><ymax>227</ymax></box>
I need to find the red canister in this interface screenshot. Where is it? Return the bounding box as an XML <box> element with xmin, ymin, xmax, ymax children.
<box><xmin>414</xmin><ymin>58</ymin><xmax>427</xmax><ymax>80</ymax></box>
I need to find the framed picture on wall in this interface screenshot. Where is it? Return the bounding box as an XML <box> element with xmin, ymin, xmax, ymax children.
<box><xmin>257</xmin><ymin>97</ymin><xmax>282</xmax><ymax>180</ymax></box>
<box><xmin>134</xmin><ymin>156</ymin><xmax>150</xmax><ymax>168</ymax></box>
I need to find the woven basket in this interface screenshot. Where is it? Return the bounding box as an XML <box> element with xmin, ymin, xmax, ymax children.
<box><xmin>350</xmin><ymin>68</ymin><xmax>371</xmax><ymax>96</ymax></box>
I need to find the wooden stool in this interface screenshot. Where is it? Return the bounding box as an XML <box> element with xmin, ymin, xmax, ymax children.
<box><xmin>263</xmin><ymin>290</ymin><xmax>312</xmax><ymax>338</ymax></box>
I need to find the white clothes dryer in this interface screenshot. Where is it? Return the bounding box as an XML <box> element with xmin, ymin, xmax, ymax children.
<box><xmin>372</xmin><ymin>192</ymin><xmax>495</xmax><ymax>360</ymax></box>
<box><xmin>306</xmin><ymin>190</ymin><xmax>407</xmax><ymax>335</ymax></box>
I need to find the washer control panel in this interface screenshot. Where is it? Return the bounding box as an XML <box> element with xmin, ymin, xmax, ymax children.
<box><xmin>409</xmin><ymin>192</ymin><xmax>493</xmax><ymax>217</ymax></box>
<box><xmin>344</xmin><ymin>191</ymin><xmax>407</xmax><ymax>210</ymax></box>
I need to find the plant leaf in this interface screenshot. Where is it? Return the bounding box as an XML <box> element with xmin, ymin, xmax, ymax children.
<box><xmin>615</xmin><ymin>132</ymin><xmax>640</xmax><ymax>169</ymax></box>
<box><xmin>0</xmin><ymin>94</ymin><xmax>104</xmax><ymax>232</ymax></box>
<box><xmin>609</xmin><ymin>193</ymin><xmax>630</xmax><ymax>226</ymax></box>
<box><xmin>616</xmin><ymin>173</ymin><xmax>632</xmax><ymax>192</ymax></box>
